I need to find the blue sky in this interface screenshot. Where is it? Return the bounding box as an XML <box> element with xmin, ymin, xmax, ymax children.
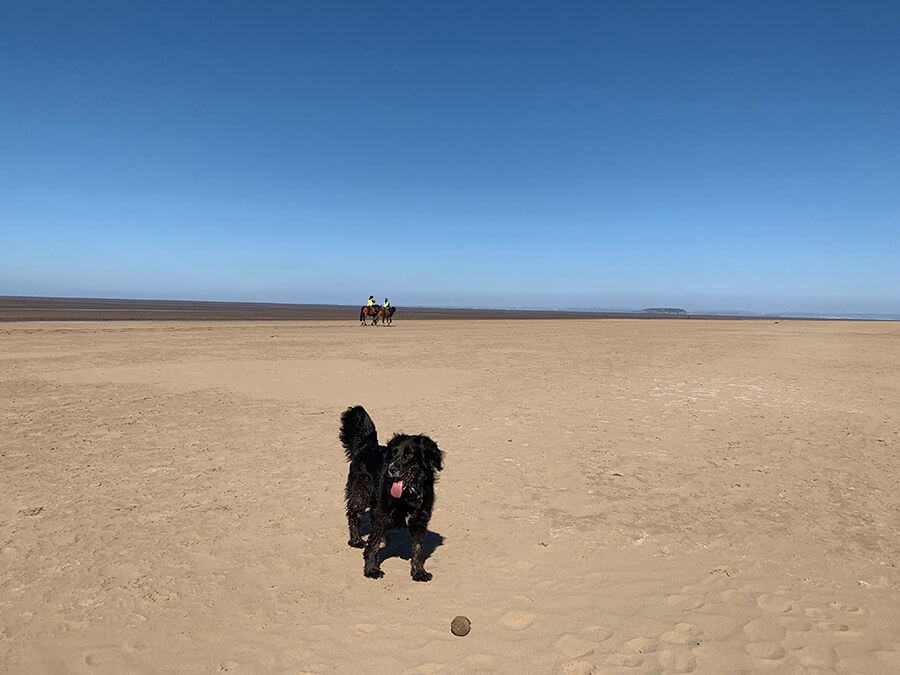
<box><xmin>2</xmin><ymin>1</ymin><xmax>898</xmax><ymax>314</ymax></box>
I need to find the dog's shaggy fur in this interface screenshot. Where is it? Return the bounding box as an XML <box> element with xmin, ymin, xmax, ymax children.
<box><xmin>339</xmin><ymin>405</ymin><xmax>444</xmax><ymax>581</ymax></box>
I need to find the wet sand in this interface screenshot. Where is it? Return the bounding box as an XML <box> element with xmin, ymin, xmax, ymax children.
<box><xmin>0</xmin><ymin>296</ymin><xmax>632</xmax><ymax>322</ymax></box>
<box><xmin>1</xmin><ymin>296</ymin><xmax>751</xmax><ymax>322</ymax></box>
<box><xmin>1</xmin><ymin>319</ymin><xmax>899</xmax><ymax>673</ymax></box>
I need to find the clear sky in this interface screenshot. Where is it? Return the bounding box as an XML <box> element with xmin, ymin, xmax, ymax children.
<box><xmin>3</xmin><ymin>1</ymin><xmax>898</xmax><ymax>315</ymax></box>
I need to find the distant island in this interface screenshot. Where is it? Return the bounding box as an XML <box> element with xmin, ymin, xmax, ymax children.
<box><xmin>638</xmin><ymin>308</ymin><xmax>688</xmax><ymax>315</ymax></box>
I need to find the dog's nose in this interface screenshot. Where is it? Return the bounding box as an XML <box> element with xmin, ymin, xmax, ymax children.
<box><xmin>388</xmin><ymin>462</ymin><xmax>400</xmax><ymax>476</ymax></box>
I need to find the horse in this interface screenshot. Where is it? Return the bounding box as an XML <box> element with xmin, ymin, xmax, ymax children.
<box><xmin>360</xmin><ymin>305</ymin><xmax>379</xmax><ymax>326</ymax></box>
<box><xmin>377</xmin><ymin>306</ymin><xmax>396</xmax><ymax>326</ymax></box>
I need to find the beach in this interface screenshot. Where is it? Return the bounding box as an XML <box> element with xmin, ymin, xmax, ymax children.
<box><xmin>1</xmin><ymin>318</ymin><xmax>898</xmax><ymax>674</ymax></box>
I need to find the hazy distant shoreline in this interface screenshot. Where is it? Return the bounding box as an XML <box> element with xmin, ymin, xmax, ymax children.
<box><xmin>0</xmin><ymin>296</ymin><xmax>893</xmax><ymax>322</ymax></box>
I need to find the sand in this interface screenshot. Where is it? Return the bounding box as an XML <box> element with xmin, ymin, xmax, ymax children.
<box><xmin>1</xmin><ymin>319</ymin><xmax>898</xmax><ymax>674</ymax></box>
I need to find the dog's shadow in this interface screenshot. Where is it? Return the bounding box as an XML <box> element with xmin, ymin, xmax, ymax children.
<box><xmin>359</xmin><ymin>514</ymin><xmax>445</xmax><ymax>563</ymax></box>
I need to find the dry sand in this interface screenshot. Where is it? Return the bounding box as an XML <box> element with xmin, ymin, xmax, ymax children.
<box><xmin>1</xmin><ymin>319</ymin><xmax>898</xmax><ymax>674</ymax></box>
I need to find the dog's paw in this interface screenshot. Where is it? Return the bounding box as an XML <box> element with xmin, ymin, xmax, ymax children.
<box><xmin>364</xmin><ymin>567</ymin><xmax>384</xmax><ymax>579</ymax></box>
<box><xmin>411</xmin><ymin>569</ymin><xmax>433</xmax><ymax>582</ymax></box>
<box><xmin>348</xmin><ymin>538</ymin><xmax>365</xmax><ymax>548</ymax></box>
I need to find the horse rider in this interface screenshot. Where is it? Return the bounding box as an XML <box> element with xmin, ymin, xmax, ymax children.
<box><xmin>383</xmin><ymin>298</ymin><xmax>390</xmax><ymax>309</ymax></box>
<box><xmin>367</xmin><ymin>295</ymin><xmax>376</xmax><ymax>307</ymax></box>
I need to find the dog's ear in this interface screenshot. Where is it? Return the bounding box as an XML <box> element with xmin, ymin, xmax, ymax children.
<box><xmin>415</xmin><ymin>435</ymin><xmax>444</xmax><ymax>472</ymax></box>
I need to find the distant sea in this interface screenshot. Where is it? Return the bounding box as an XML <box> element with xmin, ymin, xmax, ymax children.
<box><xmin>0</xmin><ymin>296</ymin><xmax>896</xmax><ymax>322</ymax></box>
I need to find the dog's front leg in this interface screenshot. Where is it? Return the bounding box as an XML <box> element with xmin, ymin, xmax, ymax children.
<box><xmin>346</xmin><ymin>503</ymin><xmax>365</xmax><ymax>548</ymax></box>
<box><xmin>363</xmin><ymin>511</ymin><xmax>387</xmax><ymax>579</ymax></box>
<box><xmin>409</xmin><ymin>526</ymin><xmax>432</xmax><ymax>582</ymax></box>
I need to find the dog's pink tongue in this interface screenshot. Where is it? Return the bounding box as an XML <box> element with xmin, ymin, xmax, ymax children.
<box><xmin>390</xmin><ymin>480</ymin><xmax>404</xmax><ymax>499</ymax></box>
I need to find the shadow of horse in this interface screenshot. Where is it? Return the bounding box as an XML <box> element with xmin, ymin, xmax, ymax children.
<box><xmin>358</xmin><ymin>513</ymin><xmax>445</xmax><ymax>565</ymax></box>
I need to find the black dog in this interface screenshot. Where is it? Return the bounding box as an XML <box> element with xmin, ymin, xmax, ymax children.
<box><xmin>339</xmin><ymin>405</ymin><xmax>444</xmax><ymax>581</ymax></box>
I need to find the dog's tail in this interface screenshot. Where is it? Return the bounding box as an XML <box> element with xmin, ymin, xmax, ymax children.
<box><xmin>339</xmin><ymin>405</ymin><xmax>378</xmax><ymax>461</ymax></box>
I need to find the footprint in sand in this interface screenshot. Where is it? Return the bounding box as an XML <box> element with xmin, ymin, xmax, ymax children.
<box><xmin>816</xmin><ymin>620</ymin><xmax>849</xmax><ymax>633</ymax></box>
<box><xmin>667</xmin><ymin>594</ymin><xmax>705</xmax><ymax>611</ymax></box>
<box><xmin>776</xmin><ymin>614</ymin><xmax>811</xmax><ymax>632</ymax></box>
<box><xmin>625</xmin><ymin>637</ymin><xmax>660</xmax><ymax>654</ymax></box>
<box><xmin>830</xmin><ymin>601</ymin><xmax>861</xmax><ymax>614</ymax></box>
<box><xmin>817</xmin><ymin>620</ymin><xmax>862</xmax><ymax>638</ymax></box>
<box><xmin>756</xmin><ymin>593</ymin><xmax>793</xmax><ymax>613</ymax></box>
<box><xmin>803</xmin><ymin>607</ymin><xmax>831</xmax><ymax>621</ymax></box>
<box><xmin>742</xmin><ymin>618</ymin><xmax>785</xmax><ymax>643</ymax></box>
<box><xmin>580</xmin><ymin>625</ymin><xmax>613</xmax><ymax>642</ymax></box>
<box><xmin>553</xmin><ymin>634</ymin><xmax>596</xmax><ymax>659</ymax></box>
<box><xmin>465</xmin><ymin>654</ymin><xmax>495</xmax><ymax>668</ymax></box>
<box><xmin>500</xmin><ymin>611</ymin><xmax>535</xmax><ymax>631</ymax></box>
<box><xmin>124</xmin><ymin>612</ymin><xmax>148</xmax><ymax>627</ymax></box>
<box><xmin>349</xmin><ymin>623</ymin><xmax>377</xmax><ymax>634</ymax></box>
<box><xmin>657</xmin><ymin>648</ymin><xmax>697</xmax><ymax>673</ymax></box>
<box><xmin>720</xmin><ymin>589</ymin><xmax>756</xmax><ymax>606</ymax></box>
<box><xmin>781</xmin><ymin>630</ymin><xmax>808</xmax><ymax>652</ymax></box>
<box><xmin>556</xmin><ymin>660</ymin><xmax>595</xmax><ymax>675</ymax></box>
<box><xmin>82</xmin><ymin>647</ymin><xmax>139</xmax><ymax>669</ymax></box>
<box><xmin>660</xmin><ymin>622</ymin><xmax>703</xmax><ymax>645</ymax></box>
<box><xmin>605</xmin><ymin>651</ymin><xmax>644</xmax><ymax>668</ymax></box>
<box><xmin>794</xmin><ymin>643</ymin><xmax>838</xmax><ymax>669</ymax></box>
<box><xmin>744</xmin><ymin>642</ymin><xmax>785</xmax><ymax>660</ymax></box>
<box><xmin>875</xmin><ymin>650</ymin><xmax>900</xmax><ymax>670</ymax></box>
<box><xmin>305</xmin><ymin>624</ymin><xmax>333</xmax><ymax>643</ymax></box>
<box><xmin>690</xmin><ymin>613</ymin><xmax>741</xmax><ymax>640</ymax></box>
